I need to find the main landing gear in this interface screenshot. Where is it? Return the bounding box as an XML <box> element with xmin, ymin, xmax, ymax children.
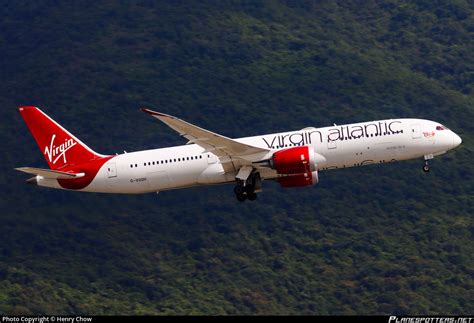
<box><xmin>423</xmin><ymin>154</ymin><xmax>433</xmax><ymax>173</ymax></box>
<box><xmin>234</xmin><ymin>171</ymin><xmax>261</xmax><ymax>202</ymax></box>
<box><xmin>234</xmin><ymin>184</ymin><xmax>257</xmax><ymax>202</ymax></box>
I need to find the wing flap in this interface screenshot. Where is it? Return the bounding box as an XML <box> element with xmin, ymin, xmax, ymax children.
<box><xmin>15</xmin><ymin>167</ymin><xmax>85</xmax><ymax>179</ymax></box>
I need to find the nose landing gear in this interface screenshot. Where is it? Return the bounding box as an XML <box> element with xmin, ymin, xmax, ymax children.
<box><xmin>423</xmin><ymin>154</ymin><xmax>433</xmax><ymax>173</ymax></box>
<box><xmin>423</xmin><ymin>162</ymin><xmax>430</xmax><ymax>173</ymax></box>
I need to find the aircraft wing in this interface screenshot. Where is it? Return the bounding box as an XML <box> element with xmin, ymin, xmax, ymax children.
<box><xmin>15</xmin><ymin>167</ymin><xmax>85</xmax><ymax>179</ymax></box>
<box><xmin>141</xmin><ymin>109</ymin><xmax>270</xmax><ymax>172</ymax></box>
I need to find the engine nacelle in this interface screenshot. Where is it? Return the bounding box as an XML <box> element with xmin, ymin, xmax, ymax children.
<box><xmin>271</xmin><ymin>146</ymin><xmax>317</xmax><ymax>174</ymax></box>
<box><xmin>278</xmin><ymin>171</ymin><xmax>319</xmax><ymax>188</ymax></box>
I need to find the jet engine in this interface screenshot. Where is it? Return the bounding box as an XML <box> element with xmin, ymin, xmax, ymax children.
<box><xmin>270</xmin><ymin>146</ymin><xmax>317</xmax><ymax>174</ymax></box>
<box><xmin>278</xmin><ymin>171</ymin><xmax>319</xmax><ymax>188</ymax></box>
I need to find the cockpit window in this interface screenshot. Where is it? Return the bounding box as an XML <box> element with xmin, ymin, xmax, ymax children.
<box><xmin>436</xmin><ymin>125</ymin><xmax>446</xmax><ymax>131</ymax></box>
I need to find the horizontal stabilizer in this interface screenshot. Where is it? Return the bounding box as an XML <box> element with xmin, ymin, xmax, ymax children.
<box><xmin>15</xmin><ymin>167</ymin><xmax>85</xmax><ymax>179</ymax></box>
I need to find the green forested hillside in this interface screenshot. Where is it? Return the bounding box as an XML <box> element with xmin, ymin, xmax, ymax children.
<box><xmin>0</xmin><ymin>0</ymin><xmax>473</xmax><ymax>315</ymax></box>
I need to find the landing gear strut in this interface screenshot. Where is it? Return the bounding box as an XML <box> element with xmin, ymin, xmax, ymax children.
<box><xmin>234</xmin><ymin>171</ymin><xmax>261</xmax><ymax>202</ymax></box>
<box><xmin>423</xmin><ymin>154</ymin><xmax>433</xmax><ymax>173</ymax></box>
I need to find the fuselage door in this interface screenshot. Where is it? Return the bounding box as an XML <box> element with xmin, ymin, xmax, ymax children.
<box><xmin>411</xmin><ymin>124</ymin><xmax>421</xmax><ymax>139</ymax></box>
<box><xmin>106</xmin><ymin>162</ymin><xmax>117</xmax><ymax>178</ymax></box>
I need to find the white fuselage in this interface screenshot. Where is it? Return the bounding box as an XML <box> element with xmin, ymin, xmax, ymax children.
<box><xmin>37</xmin><ymin>118</ymin><xmax>461</xmax><ymax>193</ymax></box>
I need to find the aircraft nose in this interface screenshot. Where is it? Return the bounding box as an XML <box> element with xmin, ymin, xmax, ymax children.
<box><xmin>452</xmin><ymin>132</ymin><xmax>462</xmax><ymax>148</ymax></box>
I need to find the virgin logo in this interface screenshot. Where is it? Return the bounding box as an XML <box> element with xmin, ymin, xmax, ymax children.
<box><xmin>423</xmin><ymin>131</ymin><xmax>435</xmax><ymax>138</ymax></box>
<box><xmin>44</xmin><ymin>134</ymin><xmax>77</xmax><ymax>164</ymax></box>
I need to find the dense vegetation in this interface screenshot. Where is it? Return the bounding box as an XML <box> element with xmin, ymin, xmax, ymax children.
<box><xmin>0</xmin><ymin>0</ymin><xmax>473</xmax><ymax>315</ymax></box>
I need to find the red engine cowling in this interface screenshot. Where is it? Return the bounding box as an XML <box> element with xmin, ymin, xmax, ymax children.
<box><xmin>278</xmin><ymin>171</ymin><xmax>319</xmax><ymax>188</ymax></box>
<box><xmin>271</xmin><ymin>146</ymin><xmax>317</xmax><ymax>174</ymax></box>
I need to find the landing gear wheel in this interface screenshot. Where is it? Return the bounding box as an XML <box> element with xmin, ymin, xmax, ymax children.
<box><xmin>423</xmin><ymin>159</ymin><xmax>430</xmax><ymax>173</ymax></box>
<box><xmin>245</xmin><ymin>184</ymin><xmax>255</xmax><ymax>195</ymax></box>
<box><xmin>234</xmin><ymin>171</ymin><xmax>261</xmax><ymax>202</ymax></box>
<box><xmin>236</xmin><ymin>193</ymin><xmax>247</xmax><ymax>202</ymax></box>
<box><xmin>234</xmin><ymin>185</ymin><xmax>244</xmax><ymax>195</ymax></box>
<box><xmin>247</xmin><ymin>192</ymin><xmax>257</xmax><ymax>201</ymax></box>
<box><xmin>423</xmin><ymin>154</ymin><xmax>433</xmax><ymax>173</ymax></box>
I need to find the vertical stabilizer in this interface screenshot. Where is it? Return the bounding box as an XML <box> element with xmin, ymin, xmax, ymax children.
<box><xmin>18</xmin><ymin>106</ymin><xmax>105</xmax><ymax>170</ymax></box>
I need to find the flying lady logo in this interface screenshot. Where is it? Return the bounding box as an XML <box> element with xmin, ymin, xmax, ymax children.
<box><xmin>44</xmin><ymin>134</ymin><xmax>77</xmax><ymax>164</ymax></box>
<box><xmin>423</xmin><ymin>131</ymin><xmax>435</xmax><ymax>138</ymax></box>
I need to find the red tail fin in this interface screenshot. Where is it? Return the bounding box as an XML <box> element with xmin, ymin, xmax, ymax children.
<box><xmin>18</xmin><ymin>106</ymin><xmax>105</xmax><ymax>170</ymax></box>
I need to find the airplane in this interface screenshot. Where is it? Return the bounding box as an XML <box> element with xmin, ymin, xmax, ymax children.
<box><xmin>16</xmin><ymin>106</ymin><xmax>462</xmax><ymax>202</ymax></box>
